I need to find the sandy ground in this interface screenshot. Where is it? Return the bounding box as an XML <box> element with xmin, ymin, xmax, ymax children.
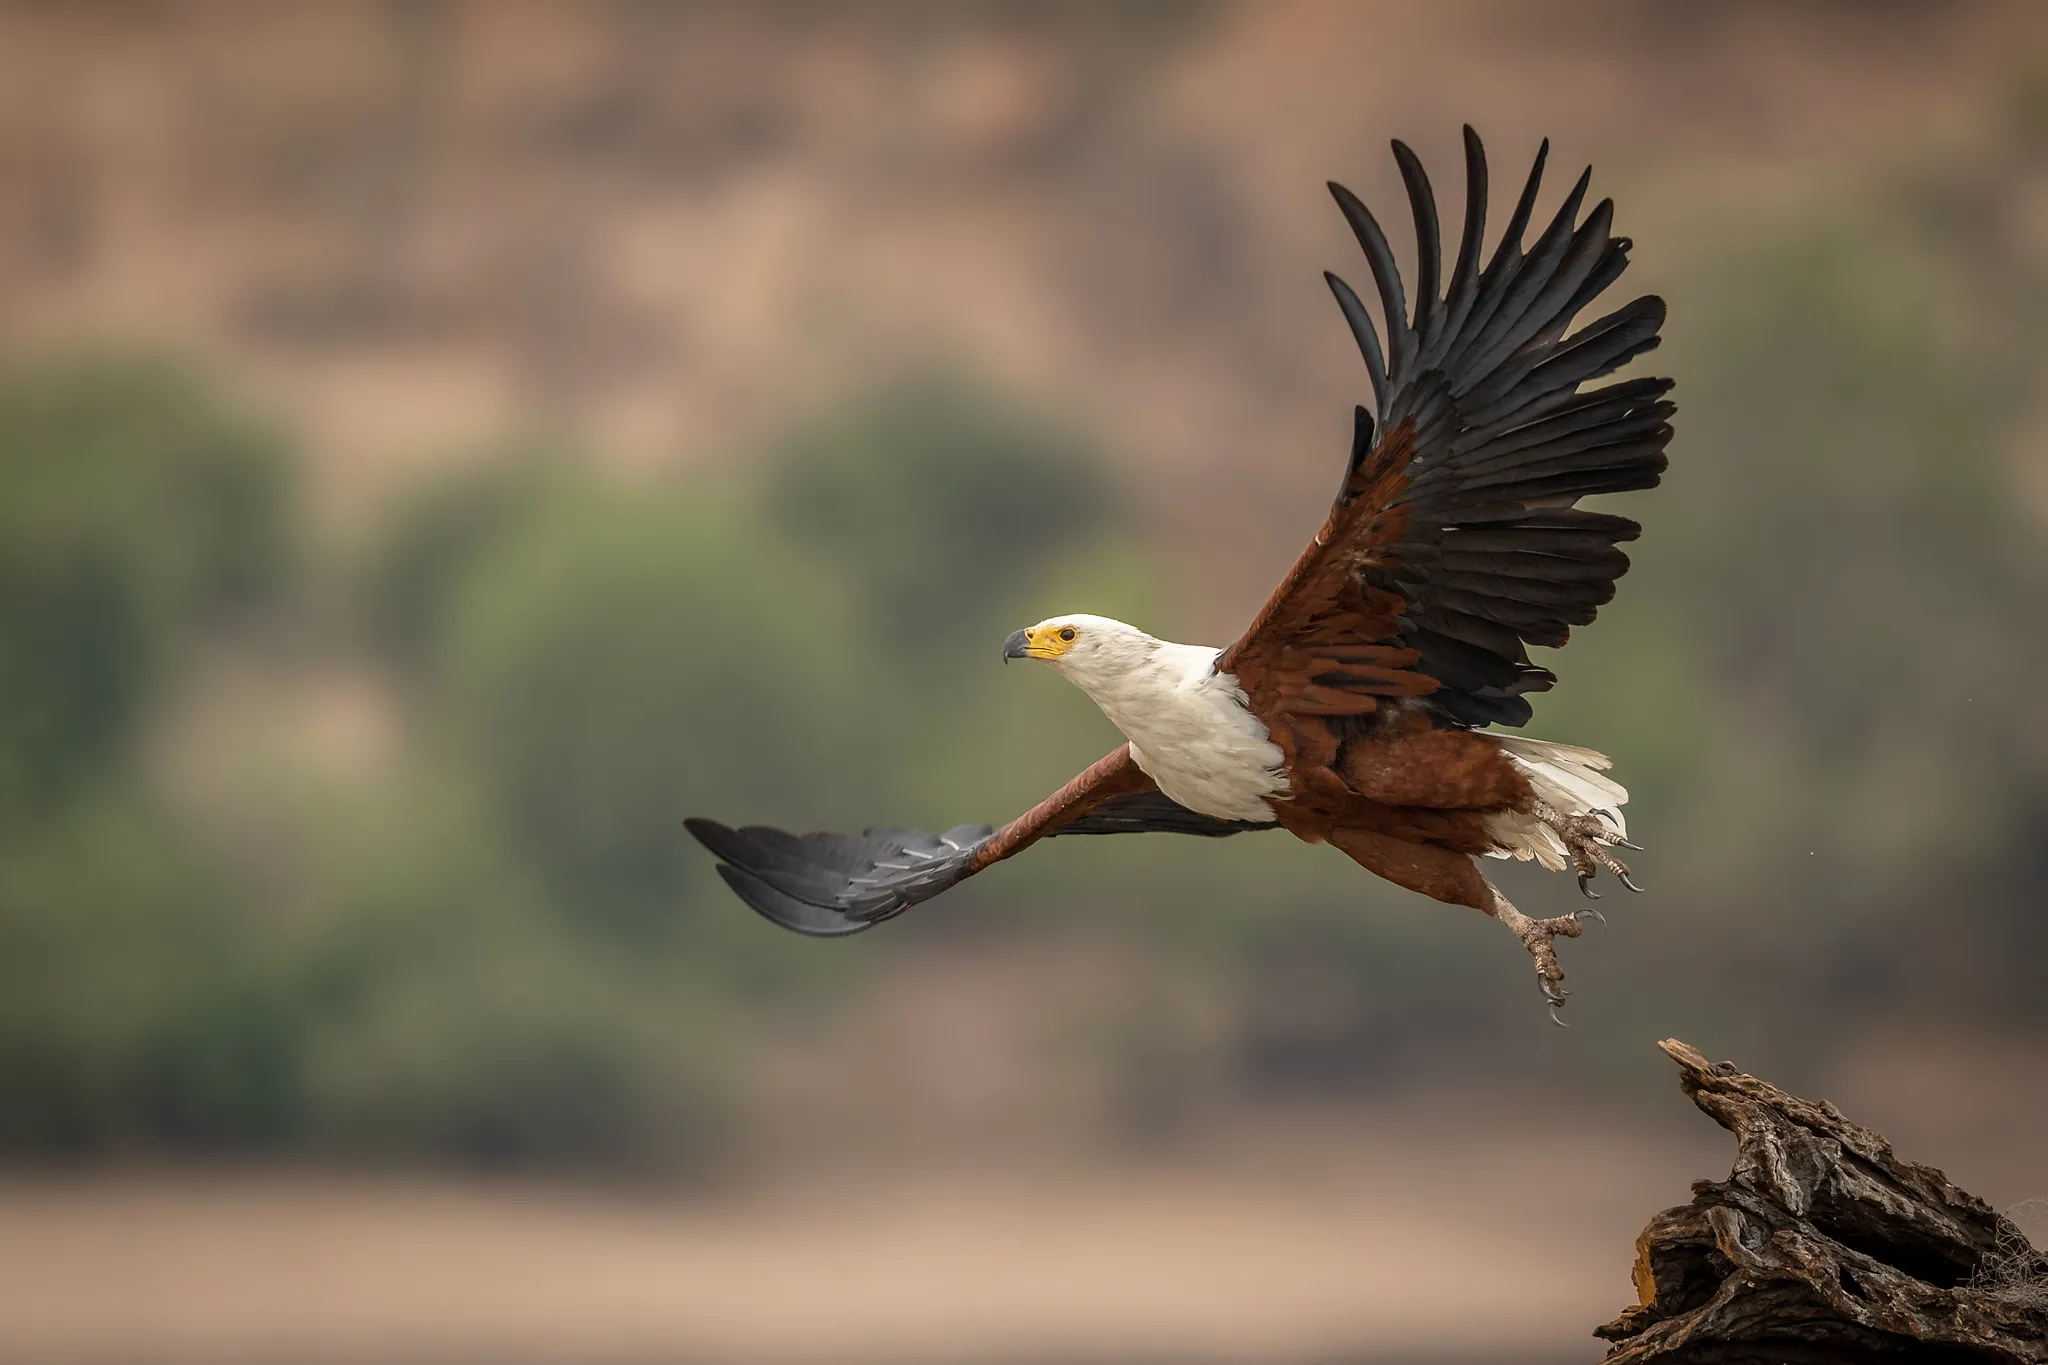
<box><xmin>0</xmin><ymin>1049</ymin><xmax>2039</xmax><ymax>1365</ymax></box>
<box><xmin>0</xmin><ymin>1113</ymin><xmax>1727</xmax><ymax>1365</ymax></box>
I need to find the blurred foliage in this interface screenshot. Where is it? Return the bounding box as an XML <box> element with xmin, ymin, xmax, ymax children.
<box><xmin>765</xmin><ymin>378</ymin><xmax>1121</xmax><ymax>658</ymax></box>
<box><xmin>0</xmin><ymin>792</ymin><xmax>294</xmax><ymax>1155</ymax></box>
<box><xmin>0</xmin><ymin>357</ymin><xmax>296</xmax><ymax>1155</ymax></box>
<box><xmin>418</xmin><ymin>474</ymin><xmax>864</xmax><ymax>939</ymax></box>
<box><xmin>0</xmin><ymin>358</ymin><xmax>290</xmax><ymax>822</ymax></box>
<box><xmin>0</xmin><ymin>369</ymin><xmax>1150</xmax><ymax>1170</ymax></box>
<box><xmin>4</xmin><ymin>125</ymin><xmax>2048</xmax><ymax>1169</ymax></box>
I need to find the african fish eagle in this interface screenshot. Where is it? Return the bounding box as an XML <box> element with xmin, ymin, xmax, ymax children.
<box><xmin>687</xmin><ymin>129</ymin><xmax>1671</xmax><ymax>1019</ymax></box>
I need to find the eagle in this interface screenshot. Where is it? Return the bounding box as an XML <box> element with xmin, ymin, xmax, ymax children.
<box><xmin>687</xmin><ymin>129</ymin><xmax>1671</xmax><ymax>1019</ymax></box>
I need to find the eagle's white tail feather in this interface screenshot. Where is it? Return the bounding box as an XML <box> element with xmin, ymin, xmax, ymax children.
<box><xmin>1482</xmin><ymin>736</ymin><xmax>1628</xmax><ymax>872</ymax></box>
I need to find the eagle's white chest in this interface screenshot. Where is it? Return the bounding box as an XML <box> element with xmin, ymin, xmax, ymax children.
<box><xmin>1069</xmin><ymin>644</ymin><xmax>1289</xmax><ymax>823</ymax></box>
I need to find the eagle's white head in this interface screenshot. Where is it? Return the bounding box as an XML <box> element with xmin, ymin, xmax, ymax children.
<box><xmin>1002</xmin><ymin>613</ymin><xmax>1163</xmax><ymax>691</ymax></box>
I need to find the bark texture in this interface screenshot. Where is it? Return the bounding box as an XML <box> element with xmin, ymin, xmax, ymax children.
<box><xmin>1597</xmin><ymin>1039</ymin><xmax>2048</xmax><ymax>1363</ymax></box>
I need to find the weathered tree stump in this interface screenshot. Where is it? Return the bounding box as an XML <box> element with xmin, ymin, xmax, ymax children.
<box><xmin>1596</xmin><ymin>1039</ymin><xmax>2047</xmax><ymax>1363</ymax></box>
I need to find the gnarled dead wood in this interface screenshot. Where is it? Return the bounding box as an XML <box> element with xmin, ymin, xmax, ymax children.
<box><xmin>1597</xmin><ymin>1038</ymin><xmax>2048</xmax><ymax>1364</ymax></box>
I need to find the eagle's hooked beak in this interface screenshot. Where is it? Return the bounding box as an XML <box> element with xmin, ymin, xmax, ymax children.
<box><xmin>1002</xmin><ymin>628</ymin><xmax>1031</xmax><ymax>664</ymax></box>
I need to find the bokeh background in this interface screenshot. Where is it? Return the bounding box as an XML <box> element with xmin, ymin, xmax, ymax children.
<box><xmin>1</xmin><ymin>2</ymin><xmax>2044</xmax><ymax>1362</ymax></box>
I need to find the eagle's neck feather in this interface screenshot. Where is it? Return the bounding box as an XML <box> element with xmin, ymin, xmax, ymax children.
<box><xmin>1054</xmin><ymin>625</ymin><xmax>1288</xmax><ymax>823</ymax></box>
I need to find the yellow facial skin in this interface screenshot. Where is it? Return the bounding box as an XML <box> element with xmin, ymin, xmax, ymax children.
<box><xmin>1002</xmin><ymin>622</ymin><xmax>1079</xmax><ymax>662</ymax></box>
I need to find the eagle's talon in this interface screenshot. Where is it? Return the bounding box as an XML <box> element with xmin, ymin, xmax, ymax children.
<box><xmin>1489</xmin><ymin>889</ymin><xmax>1597</xmax><ymax>1020</ymax></box>
<box><xmin>1576</xmin><ymin>906</ymin><xmax>1606</xmax><ymax>929</ymax></box>
<box><xmin>1534</xmin><ymin>802</ymin><xmax>1641</xmax><ymax>897</ymax></box>
<box><xmin>1619</xmin><ymin>872</ymin><xmax>1644</xmax><ymax>894</ymax></box>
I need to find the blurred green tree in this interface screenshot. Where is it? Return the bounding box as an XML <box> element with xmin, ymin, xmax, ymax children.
<box><xmin>765</xmin><ymin>376</ymin><xmax>1121</xmax><ymax>663</ymax></box>
<box><xmin>0</xmin><ymin>357</ymin><xmax>291</xmax><ymax>822</ymax></box>
<box><xmin>368</xmin><ymin>465</ymin><xmax>869</xmax><ymax>945</ymax></box>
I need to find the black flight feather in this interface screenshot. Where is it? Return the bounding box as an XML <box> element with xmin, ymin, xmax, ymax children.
<box><xmin>1321</xmin><ymin>131</ymin><xmax>1671</xmax><ymax>728</ymax></box>
<box><xmin>1391</xmin><ymin>140</ymin><xmax>1441</xmax><ymax>345</ymax></box>
<box><xmin>1329</xmin><ymin>181</ymin><xmax>1414</xmax><ymax>387</ymax></box>
<box><xmin>1325</xmin><ymin>271</ymin><xmax>1389</xmax><ymax>420</ymax></box>
<box><xmin>1426</xmin><ymin>126</ymin><xmax>1489</xmax><ymax>366</ymax></box>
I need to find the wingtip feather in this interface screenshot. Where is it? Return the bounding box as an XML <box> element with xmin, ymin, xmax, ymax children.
<box><xmin>717</xmin><ymin>864</ymin><xmax>873</xmax><ymax>938</ymax></box>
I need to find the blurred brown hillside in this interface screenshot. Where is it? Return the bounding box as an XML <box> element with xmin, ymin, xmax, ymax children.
<box><xmin>6</xmin><ymin>2</ymin><xmax>2047</xmax><ymax>573</ymax></box>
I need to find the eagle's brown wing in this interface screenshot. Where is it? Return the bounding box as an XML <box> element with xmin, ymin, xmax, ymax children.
<box><xmin>686</xmin><ymin>745</ymin><xmax>1275</xmax><ymax>937</ymax></box>
<box><xmin>1224</xmin><ymin>129</ymin><xmax>1672</xmax><ymax>743</ymax></box>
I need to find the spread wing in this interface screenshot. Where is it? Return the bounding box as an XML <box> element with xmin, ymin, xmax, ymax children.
<box><xmin>686</xmin><ymin>745</ymin><xmax>1276</xmax><ymax>937</ymax></box>
<box><xmin>1224</xmin><ymin>128</ymin><xmax>1673</xmax><ymax>731</ymax></box>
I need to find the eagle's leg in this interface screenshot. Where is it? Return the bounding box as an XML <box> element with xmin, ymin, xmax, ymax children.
<box><xmin>1530</xmin><ymin>798</ymin><xmax>1640</xmax><ymax>898</ymax></box>
<box><xmin>1484</xmin><ymin>884</ymin><xmax>1595</xmax><ymax>1021</ymax></box>
<box><xmin>1326</xmin><ymin>827</ymin><xmax>1593</xmax><ymax>1020</ymax></box>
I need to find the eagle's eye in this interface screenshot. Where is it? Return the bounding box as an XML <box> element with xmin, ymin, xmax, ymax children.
<box><xmin>1058</xmin><ymin>627</ymin><xmax>1077</xmax><ymax>642</ymax></box>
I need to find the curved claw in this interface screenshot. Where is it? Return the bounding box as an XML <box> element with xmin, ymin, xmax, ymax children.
<box><xmin>1619</xmin><ymin>871</ymin><xmax>1645</xmax><ymax>894</ymax></box>
<box><xmin>1616</xmin><ymin>837</ymin><xmax>1644</xmax><ymax>851</ymax></box>
<box><xmin>1548</xmin><ymin>1003</ymin><xmax>1571</xmax><ymax>1028</ymax></box>
<box><xmin>1575</xmin><ymin>905</ymin><xmax>1607</xmax><ymax>929</ymax></box>
<box><xmin>1577</xmin><ymin>875</ymin><xmax>1602</xmax><ymax>901</ymax></box>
